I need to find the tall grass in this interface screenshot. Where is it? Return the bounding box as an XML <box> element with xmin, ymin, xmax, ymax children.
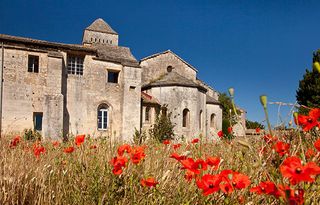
<box><xmin>1</xmin><ymin>129</ymin><xmax>320</xmax><ymax>204</ymax></box>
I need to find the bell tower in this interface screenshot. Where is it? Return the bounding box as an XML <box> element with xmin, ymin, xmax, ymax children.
<box><xmin>82</xmin><ymin>18</ymin><xmax>119</xmax><ymax>46</ymax></box>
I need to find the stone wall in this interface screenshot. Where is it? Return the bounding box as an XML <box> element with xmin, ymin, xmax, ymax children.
<box><xmin>206</xmin><ymin>104</ymin><xmax>223</xmax><ymax>139</ymax></box>
<box><xmin>1</xmin><ymin>46</ymin><xmax>63</xmax><ymax>138</ymax></box>
<box><xmin>140</xmin><ymin>52</ymin><xmax>197</xmax><ymax>83</ymax></box>
<box><xmin>145</xmin><ymin>86</ymin><xmax>206</xmax><ymax>139</ymax></box>
<box><xmin>82</xmin><ymin>30</ymin><xmax>119</xmax><ymax>46</ymax></box>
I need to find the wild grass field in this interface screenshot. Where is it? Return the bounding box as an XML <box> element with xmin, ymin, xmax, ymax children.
<box><xmin>1</xmin><ymin>108</ymin><xmax>320</xmax><ymax>205</ymax></box>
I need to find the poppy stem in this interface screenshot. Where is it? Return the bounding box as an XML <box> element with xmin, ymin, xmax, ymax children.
<box><xmin>263</xmin><ymin>107</ymin><xmax>273</xmax><ymax>137</ymax></box>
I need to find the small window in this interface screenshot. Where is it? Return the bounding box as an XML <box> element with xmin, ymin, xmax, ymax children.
<box><xmin>33</xmin><ymin>112</ymin><xmax>43</xmax><ymax>131</ymax></box>
<box><xmin>183</xmin><ymin>108</ymin><xmax>190</xmax><ymax>128</ymax></box>
<box><xmin>145</xmin><ymin>107</ymin><xmax>151</xmax><ymax>122</ymax></box>
<box><xmin>167</xmin><ymin>66</ymin><xmax>173</xmax><ymax>72</ymax></box>
<box><xmin>67</xmin><ymin>55</ymin><xmax>84</xmax><ymax>76</ymax></box>
<box><xmin>107</xmin><ymin>71</ymin><xmax>119</xmax><ymax>83</ymax></box>
<box><xmin>28</xmin><ymin>55</ymin><xmax>39</xmax><ymax>73</ymax></box>
<box><xmin>199</xmin><ymin>110</ymin><xmax>203</xmax><ymax>129</ymax></box>
<box><xmin>98</xmin><ymin>104</ymin><xmax>108</xmax><ymax>130</ymax></box>
<box><xmin>110</xmin><ymin>40</ymin><xmax>113</xmax><ymax>44</ymax></box>
<box><xmin>161</xmin><ymin>107</ymin><xmax>167</xmax><ymax>117</ymax></box>
<box><xmin>210</xmin><ymin>114</ymin><xmax>215</xmax><ymax>128</ymax></box>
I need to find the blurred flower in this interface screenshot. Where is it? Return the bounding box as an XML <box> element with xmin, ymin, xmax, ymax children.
<box><xmin>140</xmin><ymin>177</ymin><xmax>158</xmax><ymax>188</ymax></box>
<box><xmin>52</xmin><ymin>141</ymin><xmax>60</xmax><ymax>147</ymax></box>
<box><xmin>117</xmin><ymin>144</ymin><xmax>131</xmax><ymax>156</ymax></box>
<box><xmin>33</xmin><ymin>144</ymin><xmax>46</xmax><ymax>158</ymax></box>
<box><xmin>217</xmin><ymin>131</ymin><xmax>223</xmax><ymax>138</ymax></box>
<box><xmin>305</xmin><ymin>149</ymin><xmax>315</xmax><ymax>159</ymax></box>
<box><xmin>206</xmin><ymin>156</ymin><xmax>220</xmax><ymax>170</ymax></box>
<box><xmin>130</xmin><ymin>146</ymin><xmax>146</xmax><ymax>164</ymax></box>
<box><xmin>173</xmin><ymin>143</ymin><xmax>181</xmax><ymax>150</ymax></box>
<box><xmin>75</xmin><ymin>134</ymin><xmax>85</xmax><ymax>147</ymax></box>
<box><xmin>170</xmin><ymin>153</ymin><xmax>187</xmax><ymax>161</ymax></box>
<box><xmin>274</xmin><ymin>141</ymin><xmax>290</xmax><ymax>157</ymax></box>
<box><xmin>64</xmin><ymin>146</ymin><xmax>75</xmax><ymax>153</ymax></box>
<box><xmin>255</xmin><ymin>127</ymin><xmax>261</xmax><ymax>133</ymax></box>
<box><xmin>250</xmin><ymin>181</ymin><xmax>280</xmax><ymax>198</ymax></box>
<box><xmin>163</xmin><ymin>140</ymin><xmax>170</xmax><ymax>145</ymax></box>
<box><xmin>110</xmin><ymin>156</ymin><xmax>128</xmax><ymax>175</ymax></box>
<box><xmin>295</xmin><ymin>108</ymin><xmax>320</xmax><ymax>131</ymax></box>
<box><xmin>278</xmin><ymin>185</ymin><xmax>304</xmax><ymax>205</ymax></box>
<box><xmin>191</xmin><ymin>138</ymin><xmax>199</xmax><ymax>144</ymax></box>
<box><xmin>227</xmin><ymin>127</ymin><xmax>233</xmax><ymax>134</ymax></box>
<box><xmin>10</xmin><ymin>135</ymin><xmax>21</xmax><ymax>148</ymax></box>
<box><xmin>314</xmin><ymin>139</ymin><xmax>320</xmax><ymax>152</ymax></box>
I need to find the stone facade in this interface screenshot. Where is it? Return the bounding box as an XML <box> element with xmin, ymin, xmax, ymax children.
<box><xmin>0</xmin><ymin>18</ymin><xmax>224</xmax><ymax>141</ymax></box>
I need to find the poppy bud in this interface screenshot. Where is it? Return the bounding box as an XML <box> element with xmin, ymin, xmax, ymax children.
<box><xmin>228</xmin><ymin>87</ymin><xmax>234</xmax><ymax>97</ymax></box>
<box><xmin>313</xmin><ymin>61</ymin><xmax>320</xmax><ymax>73</ymax></box>
<box><xmin>293</xmin><ymin>112</ymin><xmax>299</xmax><ymax>124</ymax></box>
<box><xmin>259</xmin><ymin>95</ymin><xmax>267</xmax><ymax>108</ymax></box>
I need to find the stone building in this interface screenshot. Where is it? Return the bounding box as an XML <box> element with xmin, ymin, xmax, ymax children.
<box><xmin>0</xmin><ymin>18</ymin><xmax>223</xmax><ymax>141</ymax></box>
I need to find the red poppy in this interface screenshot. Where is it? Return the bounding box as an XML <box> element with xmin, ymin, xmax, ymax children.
<box><xmin>33</xmin><ymin>144</ymin><xmax>46</xmax><ymax>158</ymax></box>
<box><xmin>305</xmin><ymin>149</ymin><xmax>315</xmax><ymax>159</ymax></box>
<box><xmin>180</xmin><ymin>158</ymin><xmax>207</xmax><ymax>174</ymax></box>
<box><xmin>110</xmin><ymin>156</ymin><xmax>128</xmax><ymax>175</ymax></box>
<box><xmin>173</xmin><ymin>143</ymin><xmax>181</xmax><ymax>150</ymax></box>
<box><xmin>196</xmin><ymin>174</ymin><xmax>221</xmax><ymax>196</ymax></box>
<box><xmin>217</xmin><ymin>131</ymin><xmax>223</xmax><ymax>138</ymax></box>
<box><xmin>206</xmin><ymin>156</ymin><xmax>220</xmax><ymax>170</ymax></box>
<box><xmin>163</xmin><ymin>140</ymin><xmax>170</xmax><ymax>145</ymax></box>
<box><xmin>130</xmin><ymin>146</ymin><xmax>146</xmax><ymax>164</ymax></box>
<box><xmin>227</xmin><ymin>127</ymin><xmax>233</xmax><ymax>134</ymax></box>
<box><xmin>170</xmin><ymin>153</ymin><xmax>187</xmax><ymax>161</ymax></box>
<box><xmin>250</xmin><ymin>181</ymin><xmax>280</xmax><ymax>198</ymax></box>
<box><xmin>140</xmin><ymin>177</ymin><xmax>158</xmax><ymax>187</ymax></box>
<box><xmin>64</xmin><ymin>146</ymin><xmax>75</xmax><ymax>153</ymax></box>
<box><xmin>191</xmin><ymin>138</ymin><xmax>199</xmax><ymax>144</ymax></box>
<box><xmin>231</xmin><ymin>172</ymin><xmax>250</xmax><ymax>189</ymax></box>
<box><xmin>255</xmin><ymin>127</ymin><xmax>261</xmax><ymax>133</ymax></box>
<box><xmin>10</xmin><ymin>135</ymin><xmax>21</xmax><ymax>148</ymax></box>
<box><xmin>280</xmin><ymin>156</ymin><xmax>320</xmax><ymax>185</ymax></box>
<box><xmin>314</xmin><ymin>139</ymin><xmax>320</xmax><ymax>152</ymax></box>
<box><xmin>75</xmin><ymin>134</ymin><xmax>85</xmax><ymax>147</ymax></box>
<box><xmin>52</xmin><ymin>141</ymin><xmax>60</xmax><ymax>147</ymax></box>
<box><xmin>219</xmin><ymin>182</ymin><xmax>233</xmax><ymax>194</ymax></box>
<box><xmin>117</xmin><ymin>144</ymin><xmax>131</xmax><ymax>156</ymax></box>
<box><xmin>274</xmin><ymin>141</ymin><xmax>290</xmax><ymax>157</ymax></box>
<box><xmin>278</xmin><ymin>185</ymin><xmax>304</xmax><ymax>205</ymax></box>
<box><xmin>296</xmin><ymin>108</ymin><xmax>320</xmax><ymax>131</ymax></box>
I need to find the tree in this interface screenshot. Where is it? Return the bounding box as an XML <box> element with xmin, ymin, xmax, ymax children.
<box><xmin>149</xmin><ymin>106</ymin><xmax>175</xmax><ymax>142</ymax></box>
<box><xmin>245</xmin><ymin>120</ymin><xmax>265</xmax><ymax>129</ymax></box>
<box><xmin>296</xmin><ymin>51</ymin><xmax>320</xmax><ymax>114</ymax></box>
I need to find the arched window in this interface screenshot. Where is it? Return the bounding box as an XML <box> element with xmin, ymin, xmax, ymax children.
<box><xmin>210</xmin><ymin>114</ymin><xmax>215</xmax><ymax>128</ymax></box>
<box><xmin>182</xmin><ymin>108</ymin><xmax>190</xmax><ymax>128</ymax></box>
<box><xmin>145</xmin><ymin>106</ymin><xmax>151</xmax><ymax>122</ymax></box>
<box><xmin>167</xmin><ymin>66</ymin><xmax>173</xmax><ymax>72</ymax></box>
<box><xmin>98</xmin><ymin>104</ymin><xmax>108</xmax><ymax>130</ymax></box>
<box><xmin>199</xmin><ymin>110</ymin><xmax>203</xmax><ymax>129</ymax></box>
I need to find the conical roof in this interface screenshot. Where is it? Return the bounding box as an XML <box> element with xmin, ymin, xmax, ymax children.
<box><xmin>86</xmin><ymin>18</ymin><xmax>118</xmax><ymax>35</ymax></box>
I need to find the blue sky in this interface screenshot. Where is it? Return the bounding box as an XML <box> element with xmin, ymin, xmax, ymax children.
<box><xmin>1</xmin><ymin>0</ymin><xmax>319</xmax><ymax>127</ymax></box>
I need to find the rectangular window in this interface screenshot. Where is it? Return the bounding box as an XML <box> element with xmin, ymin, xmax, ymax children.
<box><xmin>107</xmin><ymin>71</ymin><xmax>119</xmax><ymax>83</ymax></box>
<box><xmin>33</xmin><ymin>112</ymin><xmax>43</xmax><ymax>131</ymax></box>
<box><xmin>67</xmin><ymin>55</ymin><xmax>84</xmax><ymax>75</ymax></box>
<box><xmin>28</xmin><ymin>55</ymin><xmax>39</xmax><ymax>73</ymax></box>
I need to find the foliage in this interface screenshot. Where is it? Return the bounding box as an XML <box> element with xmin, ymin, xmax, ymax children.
<box><xmin>296</xmin><ymin>51</ymin><xmax>320</xmax><ymax>114</ymax></box>
<box><xmin>218</xmin><ymin>93</ymin><xmax>240</xmax><ymax>124</ymax></box>
<box><xmin>23</xmin><ymin>128</ymin><xmax>41</xmax><ymax>141</ymax></box>
<box><xmin>148</xmin><ymin>106</ymin><xmax>175</xmax><ymax>142</ymax></box>
<box><xmin>133</xmin><ymin>128</ymin><xmax>147</xmax><ymax>145</ymax></box>
<box><xmin>245</xmin><ymin>120</ymin><xmax>265</xmax><ymax>129</ymax></box>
